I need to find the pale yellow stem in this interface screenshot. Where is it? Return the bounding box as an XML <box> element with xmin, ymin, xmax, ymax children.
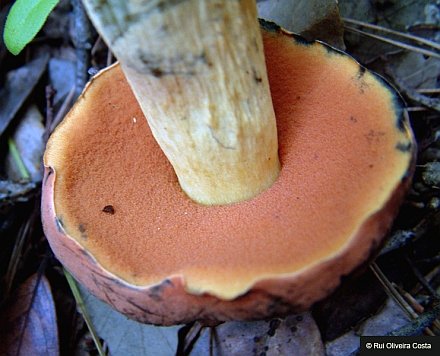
<box><xmin>82</xmin><ymin>0</ymin><xmax>280</xmax><ymax>205</ymax></box>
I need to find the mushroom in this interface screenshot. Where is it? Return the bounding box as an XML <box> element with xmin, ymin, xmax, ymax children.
<box><xmin>41</xmin><ymin>1</ymin><xmax>415</xmax><ymax>325</ymax></box>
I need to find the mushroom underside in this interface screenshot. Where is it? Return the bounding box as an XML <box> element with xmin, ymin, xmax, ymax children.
<box><xmin>42</xmin><ymin>25</ymin><xmax>414</xmax><ymax>324</ymax></box>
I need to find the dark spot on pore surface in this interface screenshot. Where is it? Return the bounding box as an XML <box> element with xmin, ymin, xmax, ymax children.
<box><xmin>268</xmin><ymin>319</ymin><xmax>281</xmax><ymax>336</ymax></box>
<box><xmin>296</xmin><ymin>315</ymin><xmax>303</xmax><ymax>322</ymax></box>
<box><xmin>78</xmin><ymin>224</ymin><xmax>87</xmax><ymax>239</ymax></box>
<box><xmin>102</xmin><ymin>205</ymin><xmax>115</xmax><ymax>214</ymax></box>
<box><xmin>350</xmin><ymin>116</ymin><xmax>357</xmax><ymax>123</ymax></box>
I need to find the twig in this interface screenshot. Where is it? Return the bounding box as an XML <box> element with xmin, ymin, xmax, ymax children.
<box><xmin>91</xmin><ymin>36</ymin><xmax>103</xmax><ymax>57</ymax></box>
<box><xmin>343</xmin><ymin>18</ymin><xmax>440</xmax><ymax>51</ymax></box>
<box><xmin>64</xmin><ymin>269</ymin><xmax>106</xmax><ymax>356</ymax></box>
<box><xmin>106</xmin><ymin>49</ymin><xmax>114</xmax><ymax>67</ymax></box>
<box><xmin>44</xmin><ymin>86</ymin><xmax>56</xmax><ymax>144</ymax></box>
<box><xmin>45</xmin><ymin>86</ymin><xmax>55</xmax><ymax>130</ymax></box>
<box><xmin>407</xmin><ymin>106</ymin><xmax>428</xmax><ymax>112</ymax></box>
<box><xmin>398</xmin><ymin>286</ymin><xmax>425</xmax><ymax>314</ymax></box>
<box><xmin>396</xmin><ymin>285</ymin><xmax>437</xmax><ymax>336</ymax></box>
<box><xmin>417</xmin><ymin>88</ymin><xmax>440</xmax><ymax>94</ymax></box>
<box><xmin>7</xmin><ymin>138</ymin><xmax>30</xmax><ymax>180</ymax></box>
<box><xmin>344</xmin><ymin>26</ymin><xmax>440</xmax><ymax>59</ymax></box>
<box><xmin>50</xmin><ymin>86</ymin><xmax>76</xmax><ymax>133</ymax></box>
<box><xmin>71</xmin><ymin>0</ymin><xmax>93</xmax><ymax>99</ymax></box>
<box><xmin>370</xmin><ymin>263</ymin><xmax>418</xmax><ymax>319</ymax></box>
<box><xmin>406</xmin><ymin>257</ymin><xmax>440</xmax><ymax>298</ymax></box>
<box><xmin>388</xmin><ymin>304</ymin><xmax>440</xmax><ymax>336</ymax></box>
<box><xmin>380</xmin><ymin>217</ymin><xmax>430</xmax><ymax>255</ymax></box>
<box><xmin>413</xmin><ymin>266</ymin><xmax>440</xmax><ymax>295</ymax></box>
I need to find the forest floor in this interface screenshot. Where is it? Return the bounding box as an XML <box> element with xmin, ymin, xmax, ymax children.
<box><xmin>0</xmin><ymin>0</ymin><xmax>439</xmax><ymax>355</ymax></box>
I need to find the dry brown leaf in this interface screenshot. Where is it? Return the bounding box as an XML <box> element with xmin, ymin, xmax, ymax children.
<box><xmin>257</xmin><ymin>0</ymin><xmax>345</xmax><ymax>49</ymax></box>
<box><xmin>0</xmin><ymin>274</ymin><xmax>59</xmax><ymax>356</ymax></box>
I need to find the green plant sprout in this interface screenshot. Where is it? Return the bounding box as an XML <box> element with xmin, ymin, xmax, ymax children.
<box><xmin>4</xmin><ymin>0</ymin><xmax>59</xmax><ymax>55</ymax></box>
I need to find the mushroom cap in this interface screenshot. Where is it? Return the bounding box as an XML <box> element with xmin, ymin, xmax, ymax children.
<box><xmin>41</xmin><ymin>22</ymin><xmax>415</xmax><ymax>325</ymax></box>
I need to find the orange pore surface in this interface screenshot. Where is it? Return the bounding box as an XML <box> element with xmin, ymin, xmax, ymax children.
<box><xmin>46</xmin><ymin>30</ymin><xmax>411</xmax><ymax>299</ymax></box>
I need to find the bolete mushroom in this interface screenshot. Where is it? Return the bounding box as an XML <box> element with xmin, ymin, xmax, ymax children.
<box><xmin>41</xmin><ymin>0</ymin><xmax>415</xmax><ymax>325</ymax></box>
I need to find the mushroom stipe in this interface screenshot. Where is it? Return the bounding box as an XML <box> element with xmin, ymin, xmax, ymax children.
<box><xmin>42</xmin><ymin>21</ymin><xmax>415</xmax><ymax>325</ymax></box>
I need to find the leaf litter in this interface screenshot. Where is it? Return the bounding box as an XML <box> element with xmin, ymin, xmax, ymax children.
<box><xmin>0</xmin><ymin>0</ymin><xmax>439</xmax><ymax>355</ymax></box>
<box><xmin>0</xmin><ymin>54</ymin><xmax>49</xmax><ymax>137</ymax></box>
<box><xmin>0</xmin><ymin>273</ymin><xmax>59</xmax><ymax>356</ymax></box>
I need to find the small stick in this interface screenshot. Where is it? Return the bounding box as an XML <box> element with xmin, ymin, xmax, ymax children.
<box><xmin>381</xmin><ymin>216</ymin><xmax>429</xmax><ymax>255</ymax></box>
<box><xmin>407</xmin><ymin>106</ymin><xmax>428</xmax><ymax>112</ymax></box>
<box><xmin>397</xmin><ymin>286</ymin><xmax>425</xmax><ymax>314</ymax></box>
<box><xmin>395</xmin><ymin>285</ymin><xmax>437</xmax><ymax>335</ymax></box>
<box><xmin>44</xmin><ymin>85</ymin><xmax>56</xmax><ymax>143</ymax></box>
<box><xmin>64</xmin><ymin>269</ymin><xmax>105</xmax><ymax>356</ymax></box>
<box><xmin>417</xmin><ymin>88</ymin><xmax>440</xmax><ymax>94</ymax></box>
<box><xmin>406</xmin><ymin>257</ymin><xmax>440</xmax><ymax>298</ymax></box>
<box><xmin>343</xmin><ymin>18</ymin><xmax>440</xmax><ymax>51</ymax></box>
<box><xmin>91</xmin><ymin>36</ymin><xmax>102</xmax><ymax>57</ymax></box>
<box><xmin>71</xmin><ymin>0</ymin><xmax>92</xmax><ymax>98</ymax></box>
<box><xmin>344</xmin><ymin>26</ymin><xmax>440</xmax><ymax>59</ymax></box>
<box><xmin>412</xmin><ymin>265</ymin><xmax>440</xmax><ymax>295</ymax></box>
<box><xmin>106</xmin><ymin>49</ymin><xmax>113</xmax><ymax>67</ymax></box>
<box><xmin>370</xmin><ymin>263</ymin><xmax>418</xmax><ymax>319</ymax></box>
<box><xmin>387</xmin><ymin>304</ymin><xmax>440</xmax><ymax>336</ymax></box>
<box><xmin>50</xmin><ymin>86</ymin><xmax>76</xmax><ymax>133</ymax></box>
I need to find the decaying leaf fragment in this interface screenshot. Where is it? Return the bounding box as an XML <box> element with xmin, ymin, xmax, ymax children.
<box><xmin>0</xmin><ymin>274</ymin><xmax>59</xmax><ymax>356</ymax></box>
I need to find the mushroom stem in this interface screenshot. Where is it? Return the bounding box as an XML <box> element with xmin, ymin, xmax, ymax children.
<box><xmin>81</xmin><ymin>0</ymin><xmax>280</xmax><ymax>205</ymax></box>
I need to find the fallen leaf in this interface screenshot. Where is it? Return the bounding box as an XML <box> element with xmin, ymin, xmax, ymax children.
<box><xmin>326</xmin><ymin>298</ymin><xmax>411</xmax><ymax>355</ymax></box>
<box><xmin>0</xmin><ymin>54</ymin><xmax>49</xmax><ymax>137</ymax></box>
<box><xmin>78</xmin><ymin>285</ymin><xmax>180</xmax><ymax>355</ymax></box>
<box><xmin>0</xmin><ymin>274</ymin><xmax>59</xmax><ymax>356</ymax></box>
<box><xmin>313</xmin><ymin>270</ymin><xmax>386</xmax><ymax>341</ymax></box>
<box><xmin>257</xmin><ymin>0</ymin><xmax>345</xmax><ymax>49</ymax></box>
<box><xmin>189</xmin><ymin>312</ymin><xmax>324</xmax><ymax>355</ymax></box>
<box><xmin>6</xmin><ymin>105</ymin><xmax>45</xmax><ymax>182</ymax></box>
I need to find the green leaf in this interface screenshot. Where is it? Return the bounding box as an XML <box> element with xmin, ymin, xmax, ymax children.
<box><xmin>4</xmin><ymin>0</ymin><xmax>59</xmax><ymax>55</ymax></box>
